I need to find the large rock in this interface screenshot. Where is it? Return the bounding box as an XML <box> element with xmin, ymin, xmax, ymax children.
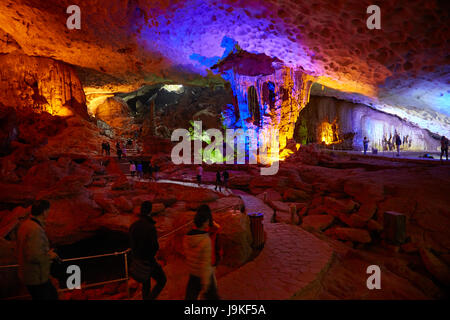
<box><xmin>302</xmin><ymin>215</ymin><xmax>334</xmax><ymax>231</ymax></box>
<box><xmin>323</xmin><ymin>196</ymin><xmax>359</xmax><ymax>214</ymax></box>
<box><xmin>228</xmin><ymin>174</ymin><xmax>252</xmax><ymax>189</ymax></box>
<box><xmin>343</xmin><ymin>179</ymin><xmax>384</xmax><ymax>203</ymax></box>
<box><xmin>213</xmin><ymin>210</ymin><xmax>253</xmax><ymax>267</ymax></box>
<box><xmin>419</xmin><ymin>248</ymin><xmax>450</xmax><ymax>287</ymax></box>
<box><xmin>282</xmin><ymin>188</ymin><xmax>311</xmax><ymax>202</ymax></box>
<box><xmin>326</xmin><ymin>227</ymin><xmax>372</xmax><ymax>243</ymax></box>
<box><xmin>95</xmin><ymin>97</ymin><xmax>130</xmax><ymax>128</ymax></box>
<box><xmin>114</xmin><ymin>196</ymin><xmax>133</xmax><ymax>212</ymax></box>
<box><xmin>111</xmin><ymin>175</ymin><xmax>132</xmax><ymax>190</ymax></box>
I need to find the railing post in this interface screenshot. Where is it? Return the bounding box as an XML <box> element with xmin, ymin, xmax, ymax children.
<box><xmin>124</xmin><ymin>251</ymin><xmax>130</xmax><ymax>299</ymax></box>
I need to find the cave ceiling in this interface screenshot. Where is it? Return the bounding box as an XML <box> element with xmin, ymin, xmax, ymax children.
<box><xmin>0</xmin><ymin>0</ymin><xmax>449</xmax><ymax>135</ymax></box>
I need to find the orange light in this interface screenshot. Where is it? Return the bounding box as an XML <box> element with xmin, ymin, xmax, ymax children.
<box><xmin>319</xmin><ymin>120</ymin><xmax>341</xmax><ymax>145</ymax></box>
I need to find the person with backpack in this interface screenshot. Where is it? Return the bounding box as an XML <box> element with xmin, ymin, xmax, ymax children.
<box><xmin>129</xmin><ymin>201</ymin><xmax>167</xmax><ymax>300</ymax></box>
<box><xmin>183</xmin><ymin>205</ymin><xmax>219</xmax><ymax>300</ymax></box>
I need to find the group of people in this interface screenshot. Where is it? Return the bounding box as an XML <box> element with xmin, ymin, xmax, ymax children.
<box><xmin>129</xmin><ymin>202</ymin><xmax>222</xmax><ymax>300</ymax></box>
<box><xmin>16</xmin><ymin>200</ymin><xmax>225</xmax><ymax>300</ymax></box>
<box><xmin>129</xmin><ymin>160</ymin><xmax>159</xmax><ymax>181</ymax></box>
<box><xmin>363</xmin><ymin>134</ymin><xmax>449</xmax><ymax>161</ymax></box>
<box><xmin>195</xmin><ymin>165</ymin><xmax>229</xmax><ymax>192</ymax></box>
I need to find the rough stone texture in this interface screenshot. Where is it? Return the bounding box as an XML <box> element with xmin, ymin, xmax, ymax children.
<box><xmin>302</xmin><ymin>215</ymin><xmax>334</xmax><ymax>232</ymax></box>
<box><xmin>0</xmin><ymin>52</ymin><xmax>88</xmax><ymax>118</ymax></box>
<box><xmin>326</xmin><ymin>227</ymin><xmax>372</xmax><ymax>244</ymax></box>
<box><xmin>94</xmin><ymin>97</ymin><xmax>130</xmax><ymax>128</ymax></box>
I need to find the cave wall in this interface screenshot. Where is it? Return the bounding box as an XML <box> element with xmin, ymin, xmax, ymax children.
<box><xmin>0</xmin><ymin>52</ymin><xmax>88</xmax><ymax>118</ymax></box>
<box><xmin>295</xmin><ymin>96</ymin><xmax>440</xmax><ymax>152</ymax></box>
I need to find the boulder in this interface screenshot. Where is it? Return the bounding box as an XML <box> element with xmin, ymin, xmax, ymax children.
<box><xmin>367</xmin><ymin>219</ymin><xmax>384</xmax><ymax>232</ymax></box>
<box><xmin>111</xmin><ymin>175</ymin><xmax>131</xmax><ymax>190</ymax></box>
<box><xmin>38</xmin><ymin>174</ymin><xmax>92</xmax><ymax>200</ymax></box>
<box><xmin>228</xmin><ymin>174</ymin><xmax>252</xmax><ymax>189</ymax></box>
<box><xmin>93</xmin><ymin>195</ymin><xmax>119</xmax><ymax>214</ymax></box>
<box><xmin>323</xmin><ymin>196</ymin><xmax>358</xmax><ymax>214</ymax></box>
<box><xmin>282</xmin><ymin>188</ymin><xmax>311</xmax><ymax>202</ymax></box>
<box><xmin>0</xmin><ymin>206</ymin><xmax>30</xmax><ymax>238</ymax></box>
<box><xmin>214</xmin><ymin>210</ymin><xmax>253</xmax><ymax>267</ymax></box>
<box><xmin>326</xmin><ymin>227</ymin><xmax>372</xmax><ymax>243</ymax></box>
<box><xmin>268</xmin><ymin>200</ymin><xmax>290</xmax><ymax>213</ymax></box>
<box><xmin>209</xmin><ymin>197</ymin><xmax>243</xmax><ymax>213</ymax></box>
<box><xmin>419</xmin><ymin>248</ymin><xmax>450</xmax><ymax>287</ymax></box>
<box><xmin>302</xmin><ymin>215</ymin><xmax>334</xmax><ymax>231</ymax></box>
<box><xmin>353</xmin><ymin>202</ymin><xmax>377</xmax><ymax>221</ymax></box>
<box><xmin>114</xmin><ymin>196</ymin><xmax>133</xmax><ymax>212</ymax></box>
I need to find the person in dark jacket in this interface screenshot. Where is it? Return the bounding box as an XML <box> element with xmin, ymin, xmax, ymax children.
<box><xmin>222</xmin><ymin>170</ymin><xmax>229</xmax><ymax>190</ymax></box>
<box><xmin>129</xmin><ymin>201</ymin><xmax>166</xmax><ymax>300</ymax></box>
<box><xmin>214</xmin><ymin>171</ymin><xmax>222</xmax><ymax>192</ymax></box>
<box><xmin>17</xmin><ymin>200</ymin><xmax>59</xmax><ymax>300</ymax></box>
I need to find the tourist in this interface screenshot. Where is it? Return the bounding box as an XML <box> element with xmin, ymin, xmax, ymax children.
<box><xmin>395</xmin><ymin>133</ymin><xmax>402</xmax><ymax>156</ymax></box>
<box><xmin>214</xmin><ymin>171</ymin><xmax>222</xmax><ymax>192</ymax></box>
<box><xmin>222</xmin><ymin>170</ymin><xmax>229</xmax><ymax>190</ymax></box>
<box><xmin>206</xmin><ymin>214</ymin><xmax>222</xmax><ymax>295</ymax></box>
<box><xmin>101</xmin><ymin>141</ymin><xmax>107</xmax><ymax>156</ymax></box>
<box><xmin>183</xmin><ymin>205</ymin><xmax>219</xmax><ymax>300</ymax></box>
<box><xmin>137</xmin><ymin>161</ymin><xmax>143</xmax><ymax>180</ymax></box>
<box><xmin>129</xmin><ymin>201</ymin><xmax>167</xmax><ymax>300</ymax></box>
<box><xmin>17</xmin><ymin>200</ymin><xmax>59</xmax><ymax>300</ymax></box>
<box><xmin>105</xmin><ymin>142</ymin><xmax>111</xmax><ymax>156</ymax></box>
<box><xmin>363</xmin><ymin>137</ymin><xmax>369</xmax><ymax>155</ymax></box>
<box><xmin>116</xmin><ymin>142</ymin><xmax>122</xmax><ymax>160</ymax></box>
<box><xmin>130</xmin><ymin>161</ymin><xmax>136</xmax><ymax>178</ymax></box>
<box><xmin>441</xmin><ymin>135</ymin><xmax>449</xmax><ymax>162</ymax></box>
<box><xmin>122</xmin><ymin>143</ymin><xmax>127</xmax><ymax>159</ymax></box>
<box><xmin>196</xmin><ymin>164</ymin><xmax>203</xmax><ymax>186</ymax></box>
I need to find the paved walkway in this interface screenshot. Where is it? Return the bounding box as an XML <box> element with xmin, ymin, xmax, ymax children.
<box><xmin>116</xmin><ymin>163</ymin><xmax>335</xmax><ymax>300</ymax></box>
<box><xmin>217</xmin><ymin>194</ymin><xmax>334</xmax><ymax>299</ymax></box>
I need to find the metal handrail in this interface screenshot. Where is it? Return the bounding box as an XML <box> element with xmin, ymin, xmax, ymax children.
<box><xmin>0</xmin><ymin>203</ymin><xmax>239</xmax><ymax>299</ymax></box>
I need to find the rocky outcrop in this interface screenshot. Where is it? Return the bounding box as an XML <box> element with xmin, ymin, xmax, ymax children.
<box><xmin>0</xmin><ymin>52</ymin><xmax>88</xmax><ymax>118</ymax></box>
<box><xmin>94</xmin><ymin>97</ymin><xmax>130</xmax><ymax>128</ymax></box>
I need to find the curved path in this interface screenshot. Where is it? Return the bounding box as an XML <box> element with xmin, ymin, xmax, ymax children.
<box><xmin>217</xmin><ymin>194</ymin><xmax>334</xmax><ymax>300</ymax></box>
<box><xmin>119</xmin><ymin>165</ymin><xmax>335</xmax><ymax>300</ymax></box>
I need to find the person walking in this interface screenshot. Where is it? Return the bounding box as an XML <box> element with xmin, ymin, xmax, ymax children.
<box><xmin>101</xmin><ymin>141</ymin><xmax>107</xmax><ymax>156</ymax></box>
<box><xmin>183</xmin><ymin>205</ymin><xmax>219</xmax><ymax>300</ymax></box>
<box><xmin>136</xmin><ymin>161</ymin><xmax>143</xmax><ymax>180</ymax></box>
<box><xmin>395</xmin><ymin>133</ymin><xmax>402</xmax><ymax>156</ymax></box>
<box><xmin>196</xmin><ymin>164</ymin><xmax>203</xmax><ymax>186</ymax></box>
<box><xmin>105</xmin><ymin>142</ymin><xmax>111</xmax><ymax>156</ymax></box>
<box><xmin>17</xmin><ymin>200</ymin><xmax>59</xmax><ymax>300</ymax></box>
<box><xmin>441</xmin><ymin>135</ymin><xmax>449</xmax><ymax>162</ymax></box>
<box><xmin>130</xmin><ymin>161</ymin><xmax>136</xmax><ymax>178</ymax></box>
<box><xmin>116</xmin><ymin>142</ymin><xmax>122</xmax><ymax>160</ymax></box>
<box><xmin>129</xmin><ymin>201</ymin><xmax>167</xmax><ymax>300</ymax></box>
<box><xmin>214</xmin><ymin>171</ymin><xmax>222</xmax><ymax>192</ymax></box>
<box><xmin>363</xmin><ymin>137</ymin><xmax>369</xmax><ymax>155</ymax></box>
<box><xmin>222</xmin><ymin>170</ymin><xmax>229</xmax><ymax>190</ymax></box>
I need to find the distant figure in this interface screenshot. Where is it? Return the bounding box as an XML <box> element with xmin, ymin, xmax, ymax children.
<box><xmin>136</xmin><ymin>161</ymin><xmax>143</xmax><ymax>180</ymax></box>
<box><xmin>122</xmin><ymin>143</ymin><xmax>127</xmax><ymax>158</ymax></box>
<box><xmin>130</xmin><ymin>161</ymin><xmax>136</xmax><ymax>178</ymax></box>
<box><xmin>395</xmin><ymin>133</ymin><xmax>402</xmax><ymax>156</ymax></box>
<box><xmin>17</xmin><ymin>200</ymin><xmax>59</xmax><ymax>300</ymax></box>
<box><xmin>127</xmin><ymin>139</ymin><xmax>133</xmax><ymax>148</ymax></box>
<box><xmin>222</xmin><ymin>170</ymin><xmax>229</xmax><ymax>190</ymax></box>
<box><xmin>183</xmin><ymin>205</ymin><xmax>219</xmax><ymax>300</ymax></box>
<box><xmin>196</xmin><ymin>165</ymin><xmax>203</xmax><ymax>186</ymax></box>
<box><xmin>105</xmin><ymin>142</ymin><xmax>110</xmax><ymax>156</ymax></box>
<box><xmin>214</xmin><ymin>171</ymin><xmax>222</xmax><ymax>192</ymax></box>
<box><xmin>441</xmin><ymin>136</ymin><xmax>449</xmax><ymax>162</ymax></box>
<box><xmin>129</xmin><ymin>201</ymin><xmax>166</xmax><ymax>300</ymax></box>
<box><xmin>363</xmin><ymin>137</ymin><xmax>369</xmax><ymax>155</ymax></box>
<box><xmin>101</xmin><ymin>141</ymin><xmax>107</xmax><ymax>156</ymax></box>
<box><xmin>116</xmin><ymin>142</ymin><xmax>122</xmax><ymax>160</ymax></box>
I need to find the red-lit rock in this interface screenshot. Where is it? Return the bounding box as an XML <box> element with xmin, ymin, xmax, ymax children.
<box><xmin>302</xmin><ymin>214</ymin><xmax>334</xmax><ymax>231</ymax></box>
